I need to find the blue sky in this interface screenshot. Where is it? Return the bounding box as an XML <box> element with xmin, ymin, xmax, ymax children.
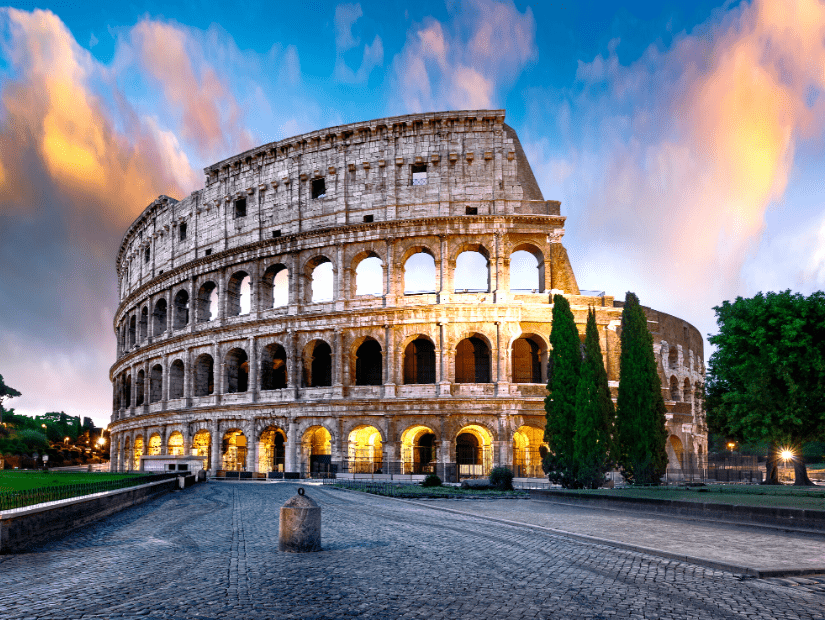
<box><xmin>1</xmin><ymin>0</ymin><xmax>824</xmax><ymax>427</ymax></box>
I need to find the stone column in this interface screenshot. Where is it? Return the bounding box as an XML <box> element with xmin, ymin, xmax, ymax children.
<box><xmin>495</xmin><ymin>321</ymin><xmax>508</xmax><ymax>396</ymax></box>
<box><xmin>437</xmin><ymin>235</ymin><xmax>448</xmax><ymax>303</ymax></box>
<box><xmin>215</xmin><ymin>342</ymin><xmax>224</xmax><ymax>401</ymax></box>
<box><xmin>334</xmin><ymin>243</ymin><xmax>345</xmax><ymax>311</ymax></box>
<box><xmin>211</xmin><ymin>420</ymin><xmax>222</xmax><ymax>472</ymax></box>
<box><xmin>288</xmin><ymin>252</ymin><xmax>300</xmax><ymax>315</ymax></box>
<box><xmin>383</xmin><ymin>324</ymin><xmax>396</xmax><ymax>397</ymax></box>
<box><xmin>249</xmin><ymin>261</ymin><xmax>259</xmax><ymax>321</ymax></box>
<box><xmin>184</xmin><ymin>348</ymin><xmax>192</xmax><ymax>405</ymax></box>
<box><xmin>248</xmin><ymin>336</ymin><xmax>258</xmax><ymax>402</ymax></box>
<box><xmin>438</xmin><ymin>322</ymin><xmax>451</xmax><ymax>397</ymax></box>
<box><xmin>333</xmin><ymin>329</ymin><xmax>344</xmax><ymax>398</ymax></box>
<box><xmin>166</xmin><ymin>289</ymin><xmax>173</xmax><ymax>333</ymax></box>
<box><xmin>493</xmin><ymin>232</ymin><xmax>505</xmax><ymax>302</ymax></box>
<box><xmin>384</xmin><ymin>238</ymin><xmax>396</xmax><ymax>306</ymax></box>
<box><xmin>188</xmin><ymin>276</ymin><xmax>197</xmax><ymax>333</ymax></box>
<box><xmin>290</xmin><ymin>330</ymin><xmax>300</xmax><ymax>399</ymax></box>
<box><xmin>161</xmin><ymin>353</ymin><xmax>169</xmax><ymax>407</ymax></box>
<box><xmin>285</xmin><ymin>421</ymin><xmax>299</xmax><ymax>474</ymax></box>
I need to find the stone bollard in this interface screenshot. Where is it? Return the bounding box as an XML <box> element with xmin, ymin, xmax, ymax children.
<box><xmin>279</xmin><ymin>487</ymin><xmax>321</xmax><ymax>552</ymax></box>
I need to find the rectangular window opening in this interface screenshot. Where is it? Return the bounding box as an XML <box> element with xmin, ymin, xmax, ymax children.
<box><xmin>144</xmin><ymin>248</ymin><xmax>151</xmax><ymax>263</ymax></box>
<box><xmin>234</xmin><ymin>198</ymin><xmax>247</xmax><ymax>218</ymax></box>
<box><xmin>272</xmin><ymin>230</ymin><xmax>282</xmax><ymax>238</ymax></box>
<box><xmin>179</xmin><ymin>222</ymin><xmax>187</xmax><ymax>241</ymax></box>
<box><xmin>465</xmin><ymin>206</ymin><xmax>478</xmax><ymax>215</ymax></box>
<box><xmin>363</xmin><ymin>214</ymin><xmax>374</xmax><ymax>223</ymax></box>
<box><xmin>205</xmin><ymin>249</ymin><xmax>212</xmax><ymax>256</ymax></box>
<box><xmin>311</xmin><ymin>178</ymin><xmax>326</xmax><ymax>199</ymax></box>
<box><xmin>411</xmin><ymin>163</ymin><xmax>427</xmax><ymax>186</ymax></box>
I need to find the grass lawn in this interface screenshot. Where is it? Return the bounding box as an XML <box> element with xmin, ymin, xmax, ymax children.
<box><xmin>559</xmin><ymin>485</ymin><xmax>825</xmax><ymax>511</ymax></box>
<box><xmin>333</xmin><ymin>483</ymin><xmax>527</xmax><ymax>499</ymax></box>
<box><xmin>0</xmin><ymin>471</ymin><xmax>147</xmax><ymax>493</ymax></box>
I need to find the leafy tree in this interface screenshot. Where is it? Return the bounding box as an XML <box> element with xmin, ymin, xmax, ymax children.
<box><xmin>544</xmin><ymin>294</ymin><xmax>581</xmax><ymax>487</ymax></box>
<box><xmin>573</xmin><ymin>308</ymin><xmax>615</xmax><ymax>488</ymax></box>
<box><xmin>706</xmin><ymin>290</ymin><xmax>825</xmax><ymax>485</ymax></box>
<box><xmin>0</xmin><ymin>374</ymin><xmax>21</xmax><ymax>425</ymax></box>
<box><xmin>616</xmin><ymin>292</ymin><xmax>668</xmax><ymax>484</ymax></box>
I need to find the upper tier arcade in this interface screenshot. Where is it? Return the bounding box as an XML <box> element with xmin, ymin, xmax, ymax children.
<box><xmin>116</xmin><ymin>110</ymin><xmax>561</xmax><ymax>301</ymax></box>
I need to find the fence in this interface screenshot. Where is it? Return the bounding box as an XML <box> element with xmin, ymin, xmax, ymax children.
<box><xmin>0</xmin><ymin>473</ymin><xmax>178</xmax><ymax>511</ymax></box>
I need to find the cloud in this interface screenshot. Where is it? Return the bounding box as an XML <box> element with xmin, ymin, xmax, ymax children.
<box><xmin>334</xmin><ymin>3</ymin><xmax>383</xmax><ymax>84</ymax></box>
<box><xmin>391</xmin><ymin>0</ymin><xmax>537</xmax><ymax>112</ymax></box>
<box><xmin>532</xmin><ymin>0</ymin><xmax>825</xmax><ymax>341</ymax></box>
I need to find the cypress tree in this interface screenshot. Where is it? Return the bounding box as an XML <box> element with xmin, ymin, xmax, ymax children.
<box><xmin>573</xmin><ymin>308</ymin><xmax>615</xmax><ymax>488</ymax></box>
<box><xmin>544</xmin><ymin>294</ymin><xmax>581</xmax><ymax>487</ymax></box>
<box><xmin>616</xmin><ymin>292</ymin><xmax>668</xmax><ymax>484</ymax></box>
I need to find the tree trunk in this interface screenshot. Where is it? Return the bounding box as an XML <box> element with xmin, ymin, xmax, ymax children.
<box><xmin>793</xmin><ymin>458</ymin><xmax>816</xmax><ymax>486</ymax></box>
<box><xmin>762</xmin><ymin>443</ymin><xmax>781</xmax><ymax>485</ymax></box>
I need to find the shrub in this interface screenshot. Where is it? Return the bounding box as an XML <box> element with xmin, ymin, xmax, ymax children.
<box><xmin>489</xmin><ymin>466</ymin><xmax>514</xmax><ymax>491</ymax></box>
<box><xmin>421</xmin><ymin>473</ymin><xmax>442</xmax><ymax>487</ymax></box>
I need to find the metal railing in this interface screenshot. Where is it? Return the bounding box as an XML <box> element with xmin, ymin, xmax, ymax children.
<box><xmin>0</xmin><ymin>473</ymin><xmax>177</xmax><ymax>511</ymax></box>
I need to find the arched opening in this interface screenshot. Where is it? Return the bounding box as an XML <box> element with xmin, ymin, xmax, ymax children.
<box><xmin>302</xmin><ymin>426</ymin><xmax>332</xmax><ymax>477</ymax></box>
<box><xmin>455</xmin><ymin>337</ymin><xmax>491</xmax><ymax>383</ymax></box>
<box><xmin>194</xmin><ymin>354</ymin><xmax>214</xmax><ymax>396</ymax></box>
<box><xmin>509</xmin><ymin>248</ymin><xmax>544</xmax><ymax>292</ymax></box>
<box><xmin>133</xmin><ymin>436</ymin><xmax>144</xmax><ymax>470</ymax></box>
<box><xmin>260</xmin><ymin>343</ymin><xmax>288</xmax><ymax>390</ymax></box>
<box><xmin>124</xmin><ymin>374</ymin><xmax>132</xmax><ymax>407</ymax></box>
<box><xmin>227</xmin><ymin>271</ymin><xmax>251</xmax><ymax>316</ymax></box>
<box><xmin>310</xmin><ymin>259</ymin><xmax>333</xmax><ymax>303</ymax></box>
<box><xmin>347</xmin><ymin>425</ymin><xmax>383</xmax><ymax>473</ymax></box>
<box><xmin>454</xmin><ymin>250</ymin><xmax>489</xmax><ymax>293</ymax></box>
<box><xmin>403</xmin><ymin>338</ymin><xmax>436</xmax><ymax>384</ymax></box>
<box><xmin>667</xmin><ymin>435</ymin><xmax>685</xmax><ymax>472</ymax></box>
<box><xmin>197</xmin><ymin>281</ymin><xmax>219</xmax><ymax>322</ymax></box>
<box><xmin>147</xmin><ymin>432</ymin><xmax>162</xmax><ymax>456</ymax></box>
<box><xmin>303</xmin><ymin>340</ymin><xmax>332</xmax><ymax>387</ymax></box>
<box><xmin>401</xmin><ymin>425</ymin><xmax>437</xmax><ymax>474</ymax></box>
<box><xmin>129</xmin><ymin>315</ymin><xmax>136</xmax><ymax>347</ymax></box>
<box><xmin>404</xmin><ymin>251</ymin><xmax>436</xmax><ymax>294</ymax></box>
<box><xmin>174</xmin><ymin>290</ymin><xmax>189</xmax><ymax>329</ymax></box>
<box><xmin>139</xmin><ymin>306</ymin><xmax>148</xmax><ymax>341</ymax></box>
<box><xmin>149</xmin><ymin>364</ymin><xmax>163</xmax><ymax>403</ymax></box>
<box><xmin>167</xmin><ymin>431</ymin><xmax>184</xmax><ymax>456</ymax></box>
<box><xmin>262</xmin><ymin>264</ymin><xmax>289</xmax><ymax>308</ymax></box>
<box><xmin>258</xmin><ymin>427</ymin><xmax>287</xmax><ymax>473</ymax></box>
<box><xmin>684</xmin><ymin>378</ymin><xmax>692</xmax><ymax>404</ymax></box>
<box><xmin>668</xmin><ymin>345</ymin><xmax>678</xmax><ymax>369</ymax></box>
<box><xmin>221</xmin><ymin>429</ymin><xmax>247</xmax><ymax>471</ymax></box>
<box><xmin>355</xmin><ymin>256</ymin><xmax>383</xmax><ymax>296</ymax></box>
<box><xmin>512</xmin><ymin>426</ymin><xmax>548</xmax><ymax>478</ymax></box>
<box><xmin>192</xmin><ymin>430</ymin><xmax>211</xmax><ymax>470</ymax></box>
<box><xmin>169</xmin><ymin>359</ymin><xmax>184</xmax><ymax>399</ymax></box>
<box><xmin>455</xmin><ymin>424</ymin><xmax>493</xmax><ymax>478</ymax></box>
<box><xmin>135</xmin><ymin>370</ymin><xmax>145</xmax><ymax>406</ymax></box>
<box><xmin>512</xmin><ymin>337</ymin><xmax>542</xmax><ymax>383</ymax></box>
<box><xmin>225</xmin><ymin>348</ymin><xmax>249</xmax><ymax>393</ymax></box>
<box><xmin>670</xmin><ymin>375</ymin><xmax>680</xmax><ymax>401</ymax></box>
<box><xmin>354</xmin><ymin>339</ymin><xmax>382</xmax><ymax>386</ymax></box>
<box><xmin>153</xmin><ymin>299</ymin><xmax>167</xmax><ymax>335</ymax></box>
<box><xmin>124</xmin><ymin>437</ymin><xmax>131</xmax><ymax>471</ymax></box>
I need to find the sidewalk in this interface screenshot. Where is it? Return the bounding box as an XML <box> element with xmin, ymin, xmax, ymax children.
<box><xmin>409</xmin><ymin>496</ymin><xmax>825</xmax><ymax>577</ymax></box>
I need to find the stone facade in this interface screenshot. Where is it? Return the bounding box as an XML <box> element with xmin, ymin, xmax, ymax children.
<box><xmin>108</xmin><ymin>109</ymin><xmax>706</xmax><ymax>480</ymax></box>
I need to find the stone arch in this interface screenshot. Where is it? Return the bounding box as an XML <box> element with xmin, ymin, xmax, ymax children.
<box><xmin>169</xmin><ymin>359</ymin><xmax>185</xmax><ymax>399</ymax></box>
<box><xmin>455</xmin><ymin>336</ymin><xmax>491</xmax><ymax>383</ymax></box>
<box><xmin>352</xmin><ymin>337</ymin><xmax>382</xmax><ymax>386</ymax></box>
<box><xmin>347</xmin><ymin>425</ymin><xmax>384</xmax><ymax>473</ymax></box>
<box><xmin>135</xmin><ymin>369</ymin><xmax>145</xmax><ymax>406</ymax></box>
<box><xmin>225</xmin><ymin>347</ymin><xmax>249</xmax><ymax>393</ymax></box>
<box><xmin>192</xmin><ymin>429</ymin><xmax>211</xmax><ymax>470</ymax></box>
<box><xmin>351</xmin><ymin>250</ymin><xmax>384</xmax><ymax>297</ymax></box>
<box><xmin>302</xmin><ymin>339</ymin><xmax>332</xmax><ymax>387</ymax></box>
<box><xmin>400</xmin><ymin>424</ymin><xmax>437</xmax><ymax>474</ymax></box>
<box><xmin>129</xmin><ymin>315</ymin><xmax>136</xmax><ymax>347</ymax></box>
<box><xmin>261</xmin><ymin>263</ymin><xmax>289</xmax><ymax>308</ymax></box>
<box><xmin>197</xmin><ymin>281</ymin><xmax>219</xmax><ymax>322</ymax></box>
<box><xmin>511</xmin><ymin>335</ymin><xmax>543</xmax><ymax>383</ymax></box>
<box><xmin>173</xmin><ymin>289</ymin><xmax>189</xmax><ymax>329</ymax></box>
<box><xmin>512</xmin><ymin>425</ymin><xmax>548</xmax><ymax>478</ymax></box>
<box><xmin>258</xmin><ymin>426</ymin><xmax>287</xmax><ymax>473</ymax></box>
<box><xmin>147</xmin><ymin>432</ymin><xmax>162</xmax><ymax>456</ymax></box>
<box><xmin>667</xmin><ymin>434</ymin><xmax>685</xmax><ymax>472</ymax></box>
<box><xmin>684</xmin><ymin>378</ymin><xmax>692</xmax><ymax>404</ymax></box>
<box><xmin>453</xmin><ymin>245</ymin><xmax>490</xmax><ymax>293</ymax></box>
<box><xmin>402</xmin><ymin>247</ymin><xmax>437</xmax><ymax>294</ymax></box>
<box><xmin>227</xmin><ymin>270</ymin><xmax>251</xmax><ymax>316</ymax></box>
<box><xmin>133</xmin><ymin>435</ymin><xmax>144</xmax><ymax>470</ymax></box>
<box><xmin>167</xmin><ymin>431</ymin><xmax>184</xmax><ymax>456</ymax></box>
<box><xmin>668</xmin><ymin>344</ymin><xmax>678</xmax><ymax>369</ymax></box>
<box><xmin>305</xmin><ymin>255</ymin><xmax>334</xmax><ymax>303</ymax></box>
<box><xmin>221</xmin><ymin>428</ymin><xmax>247</xmax><ymax>471</ymax></box>
<box><xmin>509</xmin><ymin>244</ymin><xmax>545</xmax><ymax>292</ymax></box>
<box><xmin>149</xmin><ymin>364</ymin><xmax>163</xmax><ymax>403</ymax></box>
<box><xmin>260</xmin><ymin>343</ymin><xmax>288</xmax><ymax>390</ymax></box>
<box><xmin>123</xmin><ymin>373</ymin><xmax>132</xmax><ymax>408</ymax></box>
<box><xmin>123</xmin><ymin>436</ymin><xmax>131</xmax><ymax>471</ymax></box>
<box><xmin>139</xmin><ymin>306</ymin><xmax>148</xmax><ymax>341</ymax></box>
<box><xmin>301</xmin><ymin>425</ymin><xmax>332</xmax><ymax>477</ymax></box>
<box><xmin>455</xmin><ymin>424</ymin><xmax>493</xmax><ymax>477</ymax></box>
<box><xmin>402</xmin><ymin>336</ymin><xmax>436</xmax><ymax>384</ymax></box>
<box><xmin>670</xmin><ymin>375</ymin><xmax>680</xmax><ymax>401</ymax></box>
<box><xmin>194</xmin><ymin>353</ymin><xmax>214</xmax><ymax>396</ymax></box>
<box><xmin>152</xmin><ymin>298</ymin><xmax>167</xmax><ymax>335</ymax></box>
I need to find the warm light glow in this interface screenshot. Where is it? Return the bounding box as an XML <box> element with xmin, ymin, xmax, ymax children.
<box><xmin>780</xmin><ymin>448</ymin><xmax>794</xmax><ymax>462</ymax></box>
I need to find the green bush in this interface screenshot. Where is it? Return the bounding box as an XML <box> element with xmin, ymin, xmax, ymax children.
<box><xmin>489</xmin><ymin>466</ymin><xmax>514</xmax><ymax>491</ymax></box>
<box><xmin>421</xmin><ymin>473</ymin><xmax>442</xmax><ymax>487</ymax></box>
<box><xmin>16</xmin><ymin>429</ymin><xmax>49</xmax><ymax>451</ymax></box>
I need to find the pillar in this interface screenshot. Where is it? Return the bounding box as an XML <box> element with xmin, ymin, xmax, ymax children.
<box><xmin>333</xmin><ymin>329</ymin><xmax>344</xmax><ymax>398</ymax></box>
<box><xmin>438</xmin><ymin>322</ymin><xmax>451</xmax><ymax>397</ymax></box>
<box><xmin>210</xmin><ymin>421</ymin><xmax>222</xmax><ymax>472</ymax></box>
<box><xmin>248</xmin><ymin>336</ymin><xmax>258</xmax><ymax>402</ymax></box>
<box><xmin>286</xmin><ymin>421</ymin><xmax>299</xmax><ymax>474</ymax></box>
<box><xmin>383</xmin><ymin>324</ymin><xmax>396</xmax><ymax>397</ymax></box>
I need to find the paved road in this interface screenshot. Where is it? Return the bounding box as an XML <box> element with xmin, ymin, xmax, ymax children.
<box><xmin>1</xmin><ymin>483</ymin><xmax>824</xmax><ymax>620</ymax></box>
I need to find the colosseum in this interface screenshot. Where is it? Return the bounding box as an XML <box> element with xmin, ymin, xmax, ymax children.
<box><xmin>108</xmin><ymin>109</ymin><xmax>707</xmax><ymax>481</ymax></box>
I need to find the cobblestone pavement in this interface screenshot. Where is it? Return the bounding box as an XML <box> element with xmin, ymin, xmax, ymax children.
<box><xmin>1</xmin><ymin>483</ymin><xmax>825</xmax><ymax>620</ymax></box>
<box><xmin>420</xmin><ymin>497</ymin><xmax>825</xmax><ymax>574</ymax></box>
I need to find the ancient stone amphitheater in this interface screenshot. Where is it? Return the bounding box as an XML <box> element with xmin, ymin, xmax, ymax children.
<box><xmin>109</xmin><ymin>109</ymin><xmax>706</xmax><ymax>480</ymax></box>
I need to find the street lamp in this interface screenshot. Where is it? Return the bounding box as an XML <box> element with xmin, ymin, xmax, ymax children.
<box><xmin>64</xmin><ymin>436</ymin><xmax>70</xmax><ymax>446</ymax></box>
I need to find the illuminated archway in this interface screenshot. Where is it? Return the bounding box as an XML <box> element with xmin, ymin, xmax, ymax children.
<box><xmin>221</xmin><ymin>429</ymin><xmax>247</xmax><ymax>471</ymax></box>
<box><xmin>400</xmin><ymin>425</ymin><xmax>437</xmax><ymax>474</ymax></box>
<box><xmin>347</xmin><ymin>425</ymin><xmax>383</xmax><ymax>473</ymax></box>
<box><xmin>167</xmin><ymin>431</ymin><xmax>184</xmax><ymax>456</ymax></box>
<box><xmin>133</xmin><ymin>436</ymin><xmax>144</xmax><ymax>470</ymax></box>
<box><xmin>147</xmin><ymin>433</ymin><xmax>162</xmax><ymax>456</ymax></box>
<box><xmin>455</xmin><ymin>424</ymin><xmax>493</xmax><ymax>478</ymax></box>
<box><xmin>124</xmin><ymin>437</ymin><xmax>131</xmax><ymax>472</ymax></box>
<box><xmin>192</xmin><ymin>430</ymin><xmax>211</xmax><ymax>470</ymax></box>
<box><xmin>302</xmin><ymin>426</ymin><xmax>332</xmax><ymax>477</ymax></box>
<box><xmin>512</xmin><ymin>426</ymin><xmax>547</xmax><ymax>478</ymax></box>
<box><xmin>259</xmin><ymin>427</ymin><xmax>287</xmax><ymax>473</ymax></box>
